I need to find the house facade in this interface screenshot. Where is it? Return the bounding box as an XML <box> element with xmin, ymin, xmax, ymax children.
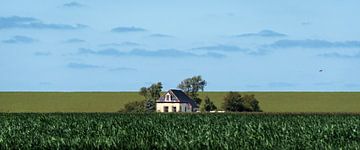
<box><xmin>156</xmin><ymin>89</ymin><xmax>198</xmax><ymax>112</ymax></box>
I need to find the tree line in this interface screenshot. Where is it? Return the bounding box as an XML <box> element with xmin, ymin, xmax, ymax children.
<box><xmin>119</xmin><ymin>75</ymin><xmax>261</xmax><ymax>112</ymax></box>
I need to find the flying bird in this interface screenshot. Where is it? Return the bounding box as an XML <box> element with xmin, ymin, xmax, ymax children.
<box><xmin>319</xmin><ymin>69</ymin><xmax>323</xmax><ymax>72</ymax></box>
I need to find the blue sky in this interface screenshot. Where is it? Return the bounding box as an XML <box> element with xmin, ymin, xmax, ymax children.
<box><xmin>0</xmin><ymin>0</ymin><xmax>359</xmax><ymax>91</ymax></box>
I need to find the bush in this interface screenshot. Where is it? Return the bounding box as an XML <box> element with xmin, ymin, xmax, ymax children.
<box><xmin>119</xmin><ymin>100</ymin><xmax>145</xmax><ymax>112</ymax></box>
<box><xmin>222</xmin><ymin>92</ymin><xmax>261</xmax><ymax>112</ymax></box>
<box><xmin>139</xmin><ymin>82</ymin><xmax>162</xmax><ymax>112</ymax></box>
<box><xmin>242</xmin><ymin>94</ymin><xmax>261</xmax><ymax>112</ymax></box>
<box><xmin>204</xmin><ymin>96</ymin><xmax>217</xmax><ymax>112</ymax></box>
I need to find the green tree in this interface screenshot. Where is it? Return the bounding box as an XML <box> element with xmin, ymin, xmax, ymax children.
<box><xmin>119</xmin><ymin>100</ymin><xmax>145</xmax><ymax>112</ymax></box>
<box><xmin>177</xmin><ymin>75</ymin><xmax>206</xmax><ymax>105</ymax></box>
<box><xmin>120</xmin><ymin>82</ymin><xmax>163</xmax><ymax>113</ymax></box>
<box><xmin>242</xmin><ymin>94</ymin><xmax>261</xmax><ymax>112</ymax></box>
<box><xmin>222</xmin><ymin>92</ymin><xmax>261</xmax><ymax>112</ymax></box>
<box><xmin>204</xmin><ymin>96</ymin><xmax>217</xmax><ymax>112</ymax></box>
<box><xmin>222</xmin><ymin>92</ymin><xmax>244</xmax><ymax>112</ymax></box>
<box><xmin>139</xmin><ymin>82</ymin><xmax>163</xmax><ymax>112</ymax></box>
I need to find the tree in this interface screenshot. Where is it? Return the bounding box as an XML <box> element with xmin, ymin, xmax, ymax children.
<box><xmin>222</xmin><ymin>92</ymin><xmax>261</xmax><ymax>112</ymax></box>
<box><xmin>144</xmin><ymin>99</ymin><xmax>156</xmax><ymax>112</ymax></box>
<box><xmin>177</xmin><ymin>75</ymin><xmax>207</xmax><ymax>105</ymax></box>
<box><xmin>139</xmin><ymin>82</ymin><xmax>162</xmax><ymax>100</ymax></box>
<box><xmin>242</xmin><ymin>94</ymin><xmax>261</xmax><ymax>112</ymax></box>
<box><xmin>222</xmin><ymin>92</ymin><xmax>244</xmax><ymax>112</ymax></box>
<box><xmin>119</xmin><ymin>100</ymin><xmax>145</xmax><ymax>112</ymax></box>
<box><xmin>119</xmin><ymin>82</ymin><xmax>162</xmax><ymax>112</ymax></box>
<box><xmin>204</xmin><ymin>96</ymin><xmax>217</xmax><ymax>112</ymax></box>
<box><xmin>139</xmin><ymin>82</ymin><xmax>163</xmax><ymax>112</ymax></box>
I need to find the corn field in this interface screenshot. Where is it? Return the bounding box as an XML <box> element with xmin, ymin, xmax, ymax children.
<box><xmin>0</xmin><ymin>113</ymin><xmax>359</xmax><ymax>149</ymax></box>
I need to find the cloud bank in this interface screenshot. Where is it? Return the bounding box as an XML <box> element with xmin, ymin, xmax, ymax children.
<box><xmin>148</xmin><ymin>34</ymin><xmax>173</xmax><ymax>38</ymax></box>
<box><xmin>192</xmin><ymin>44</ymin><xmax>249</xmax><ymax>52</ymax></box>
<box><xmin>0</xmin><ymin>16</ymin><xmax>87</xmax><ymax>30</ymax></box>
<box><xmin>111</xmin><ymin>26</ymin><xmax>147</xmax><ymax>33</ymax></box>
<box><xmin>234</xmin><ymin>30</ymin><xmax>286</xmax><ymax>37</ymax></box>
<box><xmin>67</xmin><ymin>62</ymin><xmax>102</xmax><ymax>69</ymax></box>
<box><xmin>99</xmin><ymin>42</ymin><xmax>141</xmax><ymax>47</ymax></box>
<box><xmin>266</xmin><ymin>39</ymin><xmax>360</xmax><ymax>49</ymax></box>
<box><xmin>63</xmin><ymin>2</ymin><xmax>84</xmax><ymax>7</ymax></box>
<box><xmin>2</xmin><ymin>35</ymin><xmax>36</xmax><ymax>44</ymax></box>
<box><xmin>75</xmin><ymin>48</ymin><xmax>225</xmax><ymax>58</ymax></box>
<box><xmin>34</xmin><ymin>52</ymin><xmax>51</xmax><ymax>56</ymax></box>
<box><xmin>318</xmin><ymin>52</ymin><xmax>360</xmax><ymax>59</ymax></box>
<box><xmin>64</xmin><ymin>38</ymin><xmax>85</xmax><ymax>43</ymax></box>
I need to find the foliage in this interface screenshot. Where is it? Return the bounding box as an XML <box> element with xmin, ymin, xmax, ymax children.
<box><xmin>0</xmin><ymin>113</ymin><xmax>359</xmax><ymax>149</ymax></box>
<box><xmin>119</xmin><ymin>100</ymin><xmax>145</xmax><ymax>112</ymax></box>
<box><xmin>144</xmin><ymin>99</ymin><xmax>156</xmax><ymax>112</ymax></box>
<box><xmin>138</xmin><ymin>82</ymin><xmax>163</xmax><ymax>112</ymax></box>
<box><xmin>139</xmin><ymin>82</ymin><xmax>163</xmax><ymax>100</ymax></box>
<box><xmin>242</xmin><ymin>94</ymin><xmax>261</xmax><ymax>112</ymax></box>
<box><xmin>193</xmin><ymin>97</ymin><xmax>202</xmax><ymax>107</ymax></box>
<box><xmin>203</xmin><ymin>96</ymin><xmax>217</xmax><ymax>111</ymax></box>
<box><xmin>222</xmin><ymin>92</ymin><xmax>244</xmax><ymax>111</ymax></box>
<box><xmin>222</xmin><ymin>92</ymin><xmax>261</xmax><ymax>112</ymax></box>
<box><xmin>177</xmin><ymin>75</ymin><xmax>206</xmax><ymax>99</ymax></box>
<box><xmin>177</xmin><ymin>75</ymin><xmax>206</xmax><ymax>106</ymax></box>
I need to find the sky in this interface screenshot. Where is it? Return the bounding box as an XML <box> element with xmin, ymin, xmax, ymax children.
<box><xmin>0</xmin><ymin>0</ymin><xmax>359</xmax><ymax>91</ymax></box>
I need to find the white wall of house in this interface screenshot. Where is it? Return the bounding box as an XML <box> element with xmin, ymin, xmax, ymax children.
<box><xmin>156</xmin><ymin>103</ymin><xmax>180</xmax><ymax>112</ymax></box>
<box><xmin>156</xmin><ymin>103</ymin><xmax>192</xmax><ymax>112</ymax></box>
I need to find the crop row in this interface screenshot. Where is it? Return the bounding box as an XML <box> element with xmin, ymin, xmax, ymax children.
<box><xmin>0</xmin><ymin>113</ymin><xmax>359</xmax><ymax>149</ymax></box>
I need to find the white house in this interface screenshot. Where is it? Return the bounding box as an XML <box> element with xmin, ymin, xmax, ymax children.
<box><xmin>156</xmin><ymin>89</ymin><xmax>198</xmax><ymax>112</ymax></box>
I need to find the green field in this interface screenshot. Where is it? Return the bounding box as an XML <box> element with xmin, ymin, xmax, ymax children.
<box><xmin>1</xmin><ymin>113</ymin><xmax>359</xmax><ymax>149</ymax></box>
<box><xmin>0</xmin><ymin>92</ymin><xmax>359</xmax><ymax>112</ymax></box>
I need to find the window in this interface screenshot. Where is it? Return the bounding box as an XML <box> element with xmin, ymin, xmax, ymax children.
<box><xmin>164</xmin><ymin>106</ymin><xmax>169</xmax><ymax>112</ymax></box>
<box><xmin>166</xmin><ymin>95</ymin><xmax>170</xmax><ymax>101</ymax></box>
<box><xmin>184</xmin><ymin>106</ymin><xmax>187</xmax><ymax>112</ymax></box>
<box><xmin>172</xmin><ymin>106</ymin><xmax>176</xmax><ymax>112</ymax></box>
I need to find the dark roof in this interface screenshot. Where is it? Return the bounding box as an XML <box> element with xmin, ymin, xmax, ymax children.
<box><xmin>158</xmin><ymin>89</ymin><xmax>198</xmax><ymax>108</ymax></box>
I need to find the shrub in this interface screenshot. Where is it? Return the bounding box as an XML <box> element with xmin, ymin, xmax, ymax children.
<box><xmin>222</xmin><ymin>92</ymin><xmax>261</xmax><ymax>112</ymax></box>
<box><xmin>204</xmin><ymin>96</ymin><xmax>217</xmax><ymax>112</ymax></box>
<box><xmin>119</xmin><ymin>100</ymin><xmax>145</xmax><ymax>112</ymax></box>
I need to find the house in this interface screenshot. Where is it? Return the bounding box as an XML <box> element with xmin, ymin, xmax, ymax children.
<box><xmin>156</xmin><ymin>89</ymin><xmax>198</xmax><ymax>112</ymax></box>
